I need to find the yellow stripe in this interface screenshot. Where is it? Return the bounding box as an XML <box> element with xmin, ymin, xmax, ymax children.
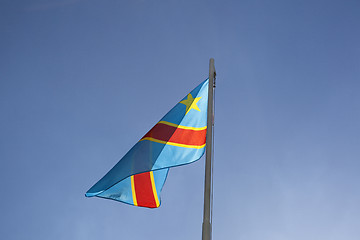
<box><xmin>140</xmin><ymin>137</ymin><xmax>206</xmax><ymax>149</ymax></box>
<box><xmin>158</xmin><ymin>121</ymin><xmax>207</xmax><ymax>131</ymax></box>
<box><xmin>130</xmin><ymin>175</ymin><xmax>138</xmax><ymax>206</ymax></box>
<box><xmin>149</xmin><ymin>171</ymin><xmax>160</xmax><ymax>207</ymax></box>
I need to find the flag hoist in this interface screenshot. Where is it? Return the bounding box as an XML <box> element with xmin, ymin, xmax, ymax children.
<box><xmin>85</xmin><ymin>59</ymin><xmax>216</xmax><ymax>240</ymax></box>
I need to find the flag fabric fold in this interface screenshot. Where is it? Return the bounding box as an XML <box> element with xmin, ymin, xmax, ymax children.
<box><xmin>86</xmin><ymin>79</ymin><xmax>209</xmax><ymax>208</ymax></box>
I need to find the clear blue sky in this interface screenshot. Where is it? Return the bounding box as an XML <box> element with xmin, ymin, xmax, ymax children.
<box><xmin>1</xmin><ymin>0</ymin><xmax>359</xmax><ymax>239</ymax></box>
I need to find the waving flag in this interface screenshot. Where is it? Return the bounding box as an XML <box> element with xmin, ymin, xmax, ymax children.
<box><xmin>86</xmin><ymin>79</ymin><xmax>209</xmax><ymax>208</ymax></box>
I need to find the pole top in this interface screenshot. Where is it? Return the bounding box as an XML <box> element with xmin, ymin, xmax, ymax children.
<box><xmin>209</xmin><ymin>58</ymin><xmax>216</xmax><ymax>74</ymax></box>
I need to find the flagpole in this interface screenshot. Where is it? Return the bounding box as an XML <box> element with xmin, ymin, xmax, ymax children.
<box><xmin>202</xmin><ymin>58</ymin><xmax>215</xmax><ymax>240</ymax></box>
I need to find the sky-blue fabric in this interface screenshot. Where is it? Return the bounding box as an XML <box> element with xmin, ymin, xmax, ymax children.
<box><xmin>86</xmin><ymin>79</ymin><xmax>209</xmax><ymax>198</ymax></box>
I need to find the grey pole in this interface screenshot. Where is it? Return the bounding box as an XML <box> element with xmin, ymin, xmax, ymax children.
<box><xmin>202</xmin><ymin>58</ymin><xmax>215</xmax><ymax>240</ymax></box>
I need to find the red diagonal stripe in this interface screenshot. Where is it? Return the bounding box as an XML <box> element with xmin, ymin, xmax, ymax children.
<box><xmin>141</xmin><ymin>123</ymin><xmax>206</xmax><ymax>146</ymax></box>
<box><xmin>133</xmin><ymin>172</ymin><xmax>157</xmax><ymax>208</ymax></box>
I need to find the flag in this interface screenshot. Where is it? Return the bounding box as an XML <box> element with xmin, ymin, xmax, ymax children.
<box><xmin>86</xmin><ymin>79</ymin><xmax>209</xmax><ymax>208</ymax></box>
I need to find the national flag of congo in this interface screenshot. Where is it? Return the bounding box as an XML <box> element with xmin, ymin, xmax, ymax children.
<box><xmin>86</xmin><ymin>79</ymin><xmax>209</xmax><ymax>208</ymax></box>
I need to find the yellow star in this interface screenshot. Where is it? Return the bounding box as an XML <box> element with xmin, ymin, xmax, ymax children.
<box><xmin>180</xmin><ymin>93</ymin><xmax>202</xmax><ymax>115</ymax></box>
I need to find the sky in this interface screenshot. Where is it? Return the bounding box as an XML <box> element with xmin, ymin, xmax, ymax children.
<box><xmin>1</xmin><ymin>0</ymin><xmax>360</xmax><ymax>239</ymax></box>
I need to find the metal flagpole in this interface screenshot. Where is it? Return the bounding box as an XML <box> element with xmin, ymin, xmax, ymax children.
<box><xmin>202</xmin><ymin>58</ymin><xmax>216</xmax><ymax>240</ymax></box>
